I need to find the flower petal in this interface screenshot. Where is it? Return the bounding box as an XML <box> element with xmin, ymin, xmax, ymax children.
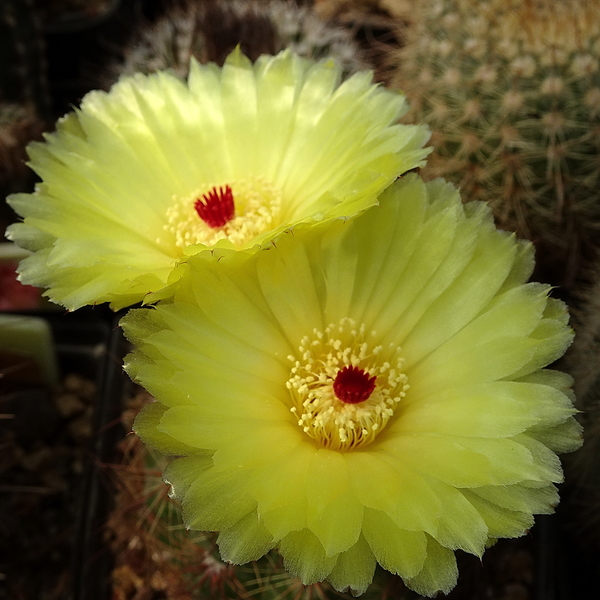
<box><xmin>346</xmin><ymin>450</ymin><xmax>441</xmax><ymax>535</ymax></box>
<box><xmin>362</xmin><ymin>509</ymin><xmax>427</xmax><ymax>579</ymax></box>
<box><xmin>179</xmin><ymin>465</ymin><xmax>256</xmax><ymax>531</ymax></box>
<box><xmin>9</xmin><ymin>49</ymin><xmax>429</xmax><ymax>310</ymax></box>
<box><xmin>405</xmin><ymin>536</ymin><xmax>458</xmax><ymax>598</ymax></box>
<box><xmin>430</xmin><ymin>484</ymin><xmax>488</xmax><ymax>556</ymax></box>
<box><xmin>278</xmin><ymin>529</ymin><xmax>338</xmax><ymax>585</ymax></box>
<box><xmin>470</xmin><ymin>480</ymin><xmax>559</xmax><ymax>516</ymax></box>
<box><xmin>460</xmin><ymin>490</ymin><xmax>535</xmax><ymax>539</ymax></box>
<box><xmin>133</xmin><ymin>402</ymin><xmax>204</xmax><ymax>455</ymax></box>
<box><xmin>217</xmin><ymin>509</ymin><xmax>274</xmax><ymax>564</ymax></box>
<box><xmin>327</xmin><ymin>534</ymin><xmax>377</xmax><ymax>596</ymax></box>
<box><xmin>394</xmin><ymin>380</ymin><xmax>576</xmax><ymax>439</ymax></box>
<box><xmin>380</xmin><ymin>434</ymin><xmax>543</xmax><ymax>487</ymax></box>
<box><xmin>250</xmin><ymin>445</ymin><xmax>315</xmax><ymax>539</ymax></box>
<box><xmin>163</xmin><ymin>455</ymin><xmax>213</xmax><ymax>502</ymax></box>
<box><xmin>305</xmin><ymin>450</ymin><xmax>364</xmax><ymax>556</ymax></box>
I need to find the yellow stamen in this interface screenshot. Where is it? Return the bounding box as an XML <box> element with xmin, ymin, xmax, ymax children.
<box><xmin>286</xmin><ymin>318</ymin><xmax>409</xmax><ymax>451</ymax></box>
<box><xmin>163</xmin><ymin>176</ymin><xmax>281</xmax><ymax>249</ymax></box>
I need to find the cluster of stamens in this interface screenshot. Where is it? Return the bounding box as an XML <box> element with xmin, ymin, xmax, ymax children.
<box><xmin>286</xmin><ymin>318</ymin><xmax>409</xmax><ymax>451</ymax></box>
<box><xmin>163</xmin><ymin>176</ymin><xmax>281</xmax><ymax>249</ymax></box>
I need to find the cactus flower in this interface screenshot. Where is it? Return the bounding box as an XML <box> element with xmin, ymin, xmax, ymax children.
<box><xmin>121</xmin><ymin>174</ymin><xmax>581</xmax><ymax>597</ymax></box>
<box><xmin>6</xmin><ymin>48</ymin><xmax>430</xmax><ymax>310</ymax></box>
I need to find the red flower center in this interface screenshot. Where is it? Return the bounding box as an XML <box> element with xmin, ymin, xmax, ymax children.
<box><xmin>194</xmin><ymin>185</ymin><xmax>235</xmax><ymax>228</ymax></box>
<box><xmin>333</xmin><ymin>365</ymin><xmax>377</xmax><ymax>404</ymax></box>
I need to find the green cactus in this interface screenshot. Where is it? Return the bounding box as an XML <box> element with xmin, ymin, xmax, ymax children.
<box><xmin>392</xmin><ymin>0</ymin><xmax>600</xmax><ymax>292</ymax></box>
<box><xmin>103</xmin><ymin>0</ymin><xmax>369</xmax><ymax>86</ymax></box>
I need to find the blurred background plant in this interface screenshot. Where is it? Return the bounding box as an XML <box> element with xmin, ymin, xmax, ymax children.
<box><xmin>100</xmin><ymin>0</ymin><xmax>370</xmax><ymax>86</ymax></box>
<box><xmin>391</xmin><ymin>0</ymin><xmax>600</xmax><ymax>296</ymax></box>
<box><xmin>561</xmin><ymin>257</ymin><xmax>600</xmax><ymax>579</ymax></box>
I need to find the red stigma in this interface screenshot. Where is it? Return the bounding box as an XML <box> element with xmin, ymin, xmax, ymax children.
<box><xmin>194</xmin><ymin>185</ymin><xmax>235</xmax><ymax>228</ymax></box>
<box><xmin>333</xmin><ymin>366</ymin><xmax>376</xmax><ymax>404</ymax></box>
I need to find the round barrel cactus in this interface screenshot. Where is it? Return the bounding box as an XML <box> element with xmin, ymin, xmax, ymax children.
<box><xmin>104</xmin><ymin>0</ymin><xmax>369</xmax><ymax>85</ymax></box>
<box><xmin>393</xmin><ymin>0</ymin><xmax>600</xmax><ymax>291</ymax></box>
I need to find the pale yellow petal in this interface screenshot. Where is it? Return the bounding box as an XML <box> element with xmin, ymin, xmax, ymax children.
<box><xmin>345</xmin><ymin>450</ymin><xmax>441</xmax><ymax>534</ymax></box>
<box><xmin>327</xmin><ymin>534</ymin><xmax>376</xmax><ymax>595</ymax></box>
<box><xmin>133</xmin><ymin>402</ymin><xmax>203</xmax><ymax>455</ymax></box>
<box><xmin>255</xmin><ymin>237</ymin><xmax>324</xmax><ymax>343</ymax></box>
<box><xmin>470</xmin><ymin>481</ymin><xmax>559</xmax><ymax>516</ymax></box>
<box><xmin>158</xmin><ymin>405</ymin><xmax>288</xmax><ymax>451</ymax></box>
<box><xmin>304</xmin><ymin>451</ymin><xmax>363</xmax><ymax>556</ymax></box>
<box><xmin>394</xmin><ymin>380</ymin><xmax>575</xmax><ymax>438</ymax></box>
<box><xmin>405</xmin><ymin>536</ymin><xmax>458</xmax><ymax>598</ymax></box>
<box><xmin>380</xmin><ymin>434</ymin><xmax>542</xmax><ymax>487</ymax></box>
<box><xmin>250</xmin><ymin>445</ymin><xmax>316</xmax><ymax>539</ymax></box>
<box><xmin>430</xmin><ymin>484</ymin><xmax>488</xmax><ymax>556</ymax></box>
<box><xmin>362</xmin><ymin>508</ymin><xmax>427</xmax><ymax>579</ymax></box>
<box><xmin>278</xmin><ymin>529</ymin><xmax>338</xmax><ymax>585</ymax></box>
<box><xmin>180</xmin><ymin>466</ymin><xmax>256</xmax><ymax>531</ymax></box>
<box><xmin>217</xmin><ymin>510</ymin><xmax>275</xmax><ymax>564</ymax></box>
<box><xmin>398</xmin><ymin>231</ymin><xmax>522</xmax><ymax>368</ymax></box>
<box><xmin>163</xmin><ymin>455</ymin><xmax>214</xmax><ymax>502</ymax></box>
<box><xmin>460</xmin><ymin>490</ymin><xmax>535</xmax><ymax>539</ymax></box>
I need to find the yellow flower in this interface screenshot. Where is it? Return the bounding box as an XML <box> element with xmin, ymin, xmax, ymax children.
<box><xmin>6</xmin><ymin>49</ymin><xmax>430</xmax><ymax>310</ymax></box>
<box><xmin>121</xmin><ymin>174</ymin><xmax>581</xmax><ymax>597</ymax></box>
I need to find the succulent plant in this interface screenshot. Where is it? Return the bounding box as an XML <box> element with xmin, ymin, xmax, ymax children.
<box><xmin>392</xmin><ymin>0</ymin><xmax>600</xmax><ymax>292</ymax></box>
<box><xmin>103</xmin><ymin>0</ymin><xmax>369</xmax><ymax>87</ymax></box>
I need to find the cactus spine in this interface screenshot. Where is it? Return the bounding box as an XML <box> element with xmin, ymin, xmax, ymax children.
<box><xmin>103</xmin><ymin>0</ymin><xmax>369</xmax><ymax>87</ymax></box>
<box><xmin>393</xmin><ymin>0</ymin><xmax>600</xmax><ymax>291</ymax></box>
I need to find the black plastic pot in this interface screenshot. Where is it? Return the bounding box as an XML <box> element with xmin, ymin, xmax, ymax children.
<box><xmin>67</xmin><ymin>308</ymin><xmax>128</xmax><ymax>600</ymax></box>
<box><xmin>0</xmin><ymin>307</ymin><xmax>127</xmax><ymax>600</ymax></box>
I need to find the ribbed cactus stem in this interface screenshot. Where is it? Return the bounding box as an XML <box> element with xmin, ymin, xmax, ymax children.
<box><xmin>393</xmin><ymin>0</ymin><xmax>600</xmax><ymax>292</ymax></box>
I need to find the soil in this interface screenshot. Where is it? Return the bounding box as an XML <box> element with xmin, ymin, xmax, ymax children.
<box><xmin>0</xmin><ymin>372</ymin><xmax>97</xmax><ymax>600</ymax></box>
